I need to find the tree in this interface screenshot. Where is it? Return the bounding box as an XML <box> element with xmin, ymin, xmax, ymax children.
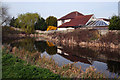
<box><xmin>109</xmin><ymin>16</ymin><xmax>120</xmax><ymax>30</ymax></box>
<box><xmin>14</xmin><ymin>18</ymin><xmax>21</xmax><ymax>28</ymax></box>
<box><xmin>35</xmin><ymin>17</ymin><xmax>47</xmax><ymax>31</ymax></box>
<box><xmin>9</xmin><ymin>17</ymin><xmax>17</xmax><ymax>27</ymax></box>
<box><xmin>17</xmin><ymin>13</ymin><xmax>39</xmax><ymax>33</ymax></box>
<box><xmin>0</xmin><ymin>4</ymin><xmax>10</xmax><ymax>26</ymax></box>
<box><xmin>46</xmin><ymin>16</ymin><xmax>57</xmax><ymax>27</ymax></box>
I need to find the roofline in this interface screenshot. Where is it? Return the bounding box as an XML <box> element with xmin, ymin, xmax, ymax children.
<box><xmin>58</xmin><ymin>11</ymin><xmax>84</xmax><ymax>20</ymax></box>
<box><xmin>85</xmin><ymin>14</ymin><xmax>95</xmax><ymax>25</ymax></box>
<box><xmin>58</xmin><ymin>17</ymin><xmax>71</xmax><ymax>21</ymax></box>
<box><xmin>58</xmin><ymin>14</ymin><xmax>94</xmax><ymax>28</ymax></box>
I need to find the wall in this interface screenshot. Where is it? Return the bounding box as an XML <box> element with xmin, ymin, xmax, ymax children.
<box><xmin>57</xmin><ymin>19</ymin><xmax>71</xmax><ymax>27</ymax></box>
<box><xmin>57</xmin><ymin>20</ymin><xmax>62</xmax><ymax>27</ymax></box>
<box><xmin>98</xmin><ymin>30</ymin><xmax>109</xmax><ymax>35</ymax></box>
<box><xmin>57</xmin><ymin>28</ymin><xmax>74</xmax><ymax>31</ymax></box>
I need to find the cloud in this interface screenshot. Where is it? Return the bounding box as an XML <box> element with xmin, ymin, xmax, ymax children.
<box><xmin>2</xmin><ymin>0</ymin><xmax>120</xmax><ymax>2</ymax></box>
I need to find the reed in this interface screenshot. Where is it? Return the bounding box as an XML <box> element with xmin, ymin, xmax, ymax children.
<box><xmin>2</xmin><ymin>45</ymin><xmax>119</xmax><ymax>78</ymax></box>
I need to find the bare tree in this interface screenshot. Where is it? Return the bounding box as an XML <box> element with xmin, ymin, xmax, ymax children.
<box><xmin>0</xmin><ymin>2</ymin><xmax>10</xmax><ymax>26</ymax></box>
<box><xmin>0</xmin><ymin>2</ymin><xmax>2</xmax><ymax>26</ymax></box>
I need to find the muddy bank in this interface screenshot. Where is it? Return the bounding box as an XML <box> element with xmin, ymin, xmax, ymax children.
<box><xmin>36</xmin><ymin>29</ymin><xmax>120</xmax><ymax>49</ymax></box>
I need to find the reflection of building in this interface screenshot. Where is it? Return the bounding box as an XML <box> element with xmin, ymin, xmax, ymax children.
<box><xmin>58</xmin><ymin>52</ymin><xmax>93</xmax><ymax>64</ymax></box>
<box><xmin>57</xmin><ymin>47</ymin><xmax>93</xmax><ymax>64</ymax></box>
<box><xmin>118</xmin><ymin>1</ymin><xmax>120</xmax><ymax>16</ymax></box>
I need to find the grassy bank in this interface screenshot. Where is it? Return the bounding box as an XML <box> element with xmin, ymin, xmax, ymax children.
<box><xmin>2</xmin><ymin>45</ymin><xmax>114</xmax><ymax>79</ymax></box>
<box><xmin>2</xmin><ymin>50</ymin><xmax>61</xmax><ymax>79</ymax></box>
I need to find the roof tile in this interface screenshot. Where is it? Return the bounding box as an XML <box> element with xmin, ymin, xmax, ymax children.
<box><xmin>58</xmin><ymin>11</ymin><xmax>84</xmax><ymax>20</ymax></box>
<box><xmin>58</xmin><ymin>14</ymin><xmax>93</xmax><ymax>28</ymax></box>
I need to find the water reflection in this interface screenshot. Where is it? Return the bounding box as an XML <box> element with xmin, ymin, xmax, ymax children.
<box><xmin>9</xmin><ymin>38</ymin><xmax>57</xmax><ymax>55</ymax></box>
<box><xmin>59</xmin><ymin>45</ymin><xmax>120</xmax><ymax>76</ymax></box>
<box><xmin>10</xmin><ymin>38</ymin><xmax>36</xmax><ymax>52</ymax></box>
<box><xmin>35</xmin><ymin>40</ymin><xmax>57</xmax><ymax>55</ymax></box>
<box><xmin>58</xmin><ymin>52</ymin><xmax>93</xmax><ymax>65</ymax></box>
<box><xmin>4</xmin><ymin>38</ymin><xmax>120</xmax><ymax>77</ymax></box>
<box><xmin>107</xmin><ymin>60</ymin><xmax>120</xmax><ymax>75</ymax></box>
<box><xmin>35</xmin><ymin>41</ymin><xmax>47</xmax><ymax>53</ymax></box>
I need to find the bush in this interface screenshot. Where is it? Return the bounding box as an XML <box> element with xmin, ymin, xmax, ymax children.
<box><xmin>35</xmin><ymin>17</ymin><xmax>47</xmax><ymax>31</ymax></box>
<box><xmin>46</xmin><ymin>16</ymin><xmax>57</xmax><ymax>27</ymax></box>
<box><xmin>109</xmin><ymin>16</ymin><xmax>120</xmax><ymax>30</ymax></box>
<box><xmin>47</xmin><ymin>26</ymin><xmax>57</xmax><ymax>31</ymax></box>
<box><xmin>9</xmin><ymin>17</ymin><xmax>17</xmax><ymax>27</ymax></box>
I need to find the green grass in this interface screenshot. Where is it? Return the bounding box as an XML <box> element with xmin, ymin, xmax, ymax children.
<box><xmin>2</xmin><ymin>45</ymin><xmax>120</xmax><ymax>79</ymax></box>
<box><xmin>2</xmin><ymin>53</ymin><xmax>61</xmax><ymax>79</ymax></box>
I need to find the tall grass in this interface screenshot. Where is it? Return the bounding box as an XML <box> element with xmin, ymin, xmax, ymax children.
<box><xmin>2</xmin><ymin>50</ymin><xmax>60</xmax><ymax>79</ymax></box>
<box><xmin>2</xmin><ymin>45</ymin><xmax>120</xmax><ymax>79</ymax></box>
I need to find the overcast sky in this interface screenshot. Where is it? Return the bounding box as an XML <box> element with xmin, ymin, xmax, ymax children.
<box><xmin>2</xmin><ymin>2</ymin><xmax>118</xmax><ymax>19</ymax></box>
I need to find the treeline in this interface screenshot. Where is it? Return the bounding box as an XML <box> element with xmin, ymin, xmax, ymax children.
<box><xmin>9</xmin><ymin>13</ymin><xmax>57</xmax><ymax>33</ymax></box>
<box><xmin>9</xmin><ymin>13</ymin><xmax>120</xmax><ymax>34</ymax></box>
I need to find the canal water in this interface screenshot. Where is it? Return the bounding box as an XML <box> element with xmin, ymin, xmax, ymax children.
<box><xmin>3</xmin><ymin>38</ymin><xmax>120</xmax><ymax>78</ymax></box>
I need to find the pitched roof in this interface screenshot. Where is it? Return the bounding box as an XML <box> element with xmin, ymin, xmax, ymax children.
<box><xmin>98</xmin><ymin>18</ymin><xmax>110</xmax><ymax>22</ymax></box>
<box><xmin>87</xmin><ymin>20</ymin><xmax>109</xmax><ymax>27</ymax></box>
<box><xmin>58</xmin><ymin>11</ymin><xmax>84</xmax><ymax>20</ymax></box>
<box><xmin>58</xmin><ymin>14</ymin><xmax>93</xmax><ymax>28</ymax></box>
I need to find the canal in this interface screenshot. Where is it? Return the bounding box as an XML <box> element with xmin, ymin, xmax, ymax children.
<box><xmin>3</xmin><ymin>38</ymin><xmax>120</xmax><ymax>78</ymax></box>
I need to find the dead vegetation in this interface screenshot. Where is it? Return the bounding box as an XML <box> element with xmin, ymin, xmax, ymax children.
<box><xmin>50</xmin><ymin>29</ymin><xmax>100</xmax><ymax>43</ymax></box>
<box><xmin>2</xmin><ymin>45</ymin><xmax>107</xmax><ymax>78</ymax></box>
<box><xmin>100</xmin><ymin>32</ymin><xmax>120</xmax><ymax>45</ymax></box>
<box><xmin>48</xmin><ymin>29</ymin><xmax>120</xmax><ymax>49</ymax></box>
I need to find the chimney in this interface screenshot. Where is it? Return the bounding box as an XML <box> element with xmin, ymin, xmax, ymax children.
<box><xmin>76</xmin><ymin>11</ymin><xmax>78</xmax><ymax>16</ymax></box>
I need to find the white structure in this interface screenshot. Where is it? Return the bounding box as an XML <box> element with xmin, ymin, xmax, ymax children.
<box><xmin>87</xmin><ymin>18</ymin><xmax>109</xmax><ymax>27</ymax></box>
<box><xmin>85</xmin><ymin>15</ymin><xmax>96</xmax><ymax>25</ymax></box>
<box><xmin>118</xmin><ymin>1</ymin><xmax>120</xmax><ymax>16</ymax></box>
<box><xmin>57</xmin><ymin>27</ymin><xmax>74</xmax><ymax>31</ymax></box>
<box><xmin>58</xmin><ymin>19</ymin><xmax>71</xmax><ymax>27</ymax></box>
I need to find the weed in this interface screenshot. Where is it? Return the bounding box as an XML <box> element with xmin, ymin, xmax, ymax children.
<box><xmin>2</xmin><ymin>45</ymin><xmax>120</xmax><ymax>78</ymax></box>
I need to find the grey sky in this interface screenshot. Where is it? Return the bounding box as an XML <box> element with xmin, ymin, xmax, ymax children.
<box><xmin>3</xmin><ymin>2</ymin><xmax>118</xmax><ymax>19</ymax></box>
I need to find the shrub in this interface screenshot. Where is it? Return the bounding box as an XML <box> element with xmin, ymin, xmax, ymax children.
<box><xmin>47</xmin><ymin>26</ymin><xmax>57</xmax><ymax>31</ymax></box>
<box><xmin>109</xmin><ymin>16</ymin><xmax>120</xmax><ymax>30</ymax></box>
<box><xmin>35</xmin><ymin>17</ymin><xmax>47</xmax><ymax>31</ymax></box>
<box><xmin>46</xmin><ymin>16</ymin><xmax>57</xmax><ymax>27</ymax></box>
